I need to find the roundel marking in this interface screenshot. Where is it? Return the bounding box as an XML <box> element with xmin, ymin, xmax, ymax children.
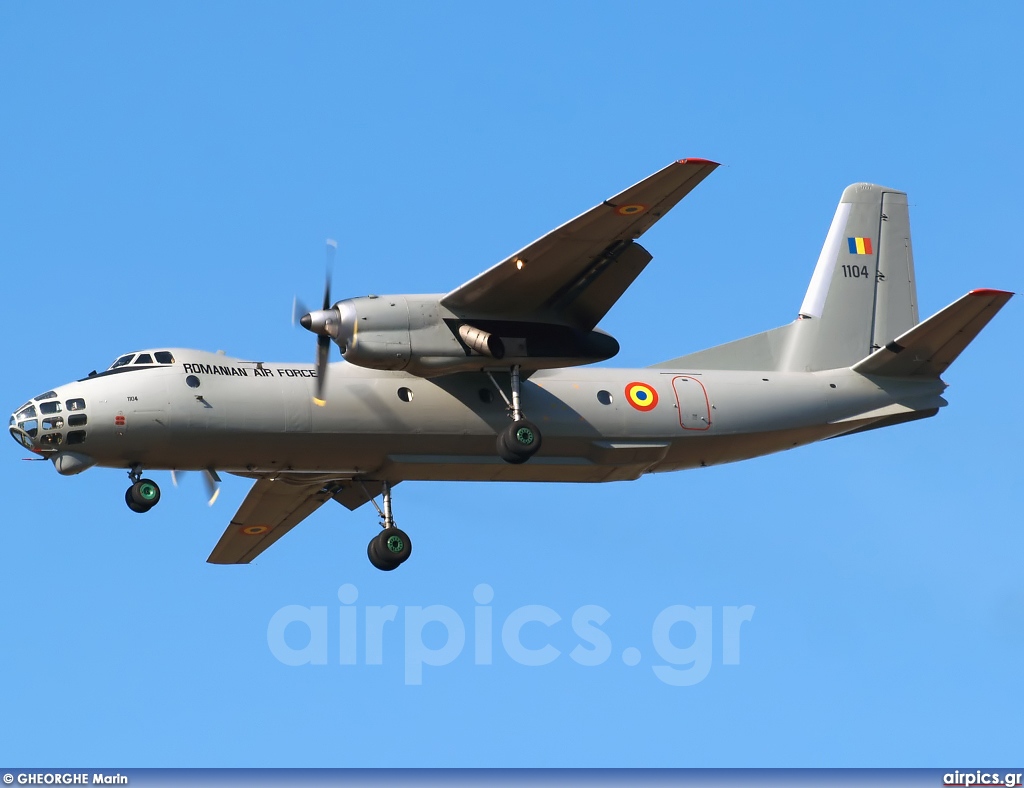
<box><xmin>615</xmin><ymin>203</ymin><xmax>648</xmax><ymax>216</ymax></box>
<box><xmin>241</xmin><ymin>525</ymin><xmax>270</xmax><ymax>536</ymax></box>
<box><xmin>625</xmin><ymin>382</ymin><xmax>659</xmax><ymax>412</ymax></box>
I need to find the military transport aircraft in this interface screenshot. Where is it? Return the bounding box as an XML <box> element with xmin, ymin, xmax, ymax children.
<box><xmin>8</xmin><ymin>160</ymin><xmax>1013</xmax><ymax>570</ymax></box>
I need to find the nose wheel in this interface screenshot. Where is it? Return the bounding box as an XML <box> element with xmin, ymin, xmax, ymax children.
<box><xmin>363</xmin><ymin>481</ymin><xmax>412</xmax><ymax>571</ymax></box>
<box><xmin>125</xmin><ymin>467</ymin><xmax>161</xmax><ymax>513</ymax></box>
<box><xmin>491</xmin><ymin>364</ymin><xmax>543</xmax><ymax>464</ymax></box>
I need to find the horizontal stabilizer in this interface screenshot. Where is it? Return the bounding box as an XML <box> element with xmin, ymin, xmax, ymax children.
<box><xmin>852</xmin><ymin>289</ymin><xmax>1013</xmax><ymax>378</ymax></box>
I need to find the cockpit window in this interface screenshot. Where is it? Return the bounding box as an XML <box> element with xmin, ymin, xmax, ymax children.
<box><xmin>40</xmin><ymin>433</ymin><xmax>63</xmax><ymax>447</ymax></box>
<box><xmin>10</xmin><ymin>427</ymin><xmax>34</xmax><ymax>450</ymax></box>
<box><xmin>39</xmin><ymin>401</ymin><xmax>62</xmax><ymax>415</ymax></box>
<box><xmin>34</xmin><ymin>391</ymin><xmax>57</xmax><ymax>401</ymax></box>
<box><xmin>134</xmin><ymin>353</ymin><xmax>154</xmax><ymax>364</ymax></box>
<box><xmin>66</xmin><ymin>398</ymin><xmax>86</xmax><ymax>411</ymax></box>
<box><xmin>42</xmin><ymin>416</ymin><xmax>64</xmax><ymax>430</ymax></box>
<box><xmin>155</xmin><ymin>351</ymin><xmax>175</xmax><ymax>364</ymax></box>
<box><xmin>17</xmin><ymin>405</ymin><xmax>37</xmax><ymax>420</ymax></box>
<box><xmin>109</xmin><ymin>354</ymin><xmax>135</xmax><ymax>369</ymax></box>
<box><xmin>19</xmin><ymin>419</ymin><xmax>38</xmax><ymax>437</ymax></box>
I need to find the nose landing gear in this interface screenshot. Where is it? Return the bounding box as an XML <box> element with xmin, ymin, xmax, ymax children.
<box><xmin>363</xmin><ymin>481</ymin><xmax>412</xmax><ymax>571</ymax></box>
<box><xmin>125</xmin><ymin>466</ymin><xmax>161</xmax><ymax>513</ymax></box>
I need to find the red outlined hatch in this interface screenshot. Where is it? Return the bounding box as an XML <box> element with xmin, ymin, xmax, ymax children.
<box><xmin>671</xmin><ymin>375</ymin><xmax>711</xmax><ymax>430</ymax></box>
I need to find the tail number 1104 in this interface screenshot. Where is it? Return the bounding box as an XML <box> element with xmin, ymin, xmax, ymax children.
<box><xmin>841</xmin><ymin>264</ymin><xmax>870</xmax><ymax>279</ymax></box>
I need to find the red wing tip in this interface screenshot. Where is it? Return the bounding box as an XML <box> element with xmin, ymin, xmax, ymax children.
<box><xmin>676</xmin><ymin>157</ymin><xmax>720</xmax><ymax>166</ymax></box>
<box><xmin>969</xmin><ymin>288</ymin><xmax>1014</xmax><ymax>297</ymax></box>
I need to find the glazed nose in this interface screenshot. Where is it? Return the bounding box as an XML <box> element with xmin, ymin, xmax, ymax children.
<box><xmin>9</xmin><ymin>402</ymin><xmax>39</xmax><ymax>451</ymax></box>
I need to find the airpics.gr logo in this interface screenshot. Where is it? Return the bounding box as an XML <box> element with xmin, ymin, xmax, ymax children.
<box><xmin>267</xmin><ymin>584</ymin><xmax>755</xmax><ymax>686</ymax></box>
<box><xmin>625</xmin><ymin>381</ymin><xmax>658</xmax><ymax>411</ymax></box>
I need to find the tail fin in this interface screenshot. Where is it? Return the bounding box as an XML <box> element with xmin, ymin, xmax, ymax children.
<box><xmin>781</xmin><ymin>183</ymin><xmax>919</xmax><ymax>371</ymax></box>
<box><xmin>653</xmin><ymin>183</ymin><xmax>920</xmax><ymax>372</ymax></box>
<box><xmin>852</xmin><ymin>289</ymin><xmax>1013</xmax><ymax>378</ymax></box>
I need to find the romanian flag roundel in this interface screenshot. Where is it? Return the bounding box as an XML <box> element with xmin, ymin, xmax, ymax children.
<box><xmin>625</xmin><ymin>382</ymin><xmax>658</xmax><ymax>412</ymax></box>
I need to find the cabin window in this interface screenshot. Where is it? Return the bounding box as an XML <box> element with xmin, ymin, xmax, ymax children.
<box><xmin>39</xmin><ymin>401</ymin><xmax>62</xmax><ymax>415</ymax></box>
<box><xmin>397</xmin><ymin>387</ymin><xmax>414</xmax><ymax>403</ymax></box>
<box><xmin>34</xmin><ymin>391</ymin><xmax>57</xmax><ymax>401</ymax></box>
<box><xmin>42</xmin><ymin>416</ymin><xmax>64</xmax><ymax>430</ymax></box>
<box><xmin>66</xmin><ymin>430</ymin><xmax>87</xmax><ymax>445</ymax></box>
<box><xmin>66</xmin><ymin>398</ymin><xmax>86</xmax><ymax>411</ymax></box>
<box><xmin>68</xmin><ymin>414</ymin><xmax>87</xmax><ymax>427</ymax></box>
<box><xmin>40</xmin><ymin>433</ymin><xmax>63</xmax><ymax>447</ymax></box>
<box><xmin>597</xmin><ymin>390</ymin><xmax>614</xmax><ymax>405</ymax></box>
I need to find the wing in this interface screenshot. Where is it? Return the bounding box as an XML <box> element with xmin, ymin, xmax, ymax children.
<box><xmin>207</xmin><ymin>478</ymin><xmax>338</xmax><ymax>564</ymax></box>
<box><xmin>441</xmin><ymin>158</ymin><xmax>718</xmax><ymax>330</ymax></box>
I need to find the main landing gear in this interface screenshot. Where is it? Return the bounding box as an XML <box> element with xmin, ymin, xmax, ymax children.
<box><xmin>124</xmin><ymin>466</ymin><xmax>161</xmax><ymax>513</ymax></box>
<box><xmin>364</xmin><ymin>481</ymin><xmax>412</xmax><ymax>571</ymax></box>
<box><xmin>491</xmin><ymin>364</ymin><xmax>542</xmax><ymax>464</ymax></box>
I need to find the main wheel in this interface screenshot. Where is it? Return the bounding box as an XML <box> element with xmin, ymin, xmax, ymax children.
<box><xmin>125</xmin><ymin>487</ymin><xmax>152</xmax><ymax>513</ymax></box>
<box><xmin>497</xmin><ymin>419</ymin><xmax>542</xmax><ymax>464</ymax></box>
<box><xmin>367</xmin><ymin>537</ymin><xmax>399</xmax><ymax>571</ymax></box>
<box><xmin>367</xmin><ymin>527</ymin><xmax>412</xmax><ymax>571</ymax></box>
<box><xmin>129</xmin><ymin>479</ymin><xmax>161</xmax><ymax>508</ymax></box>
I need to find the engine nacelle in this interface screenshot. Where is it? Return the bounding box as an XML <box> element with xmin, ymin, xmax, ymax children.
<box><xmin>304</xmin><ymin>294</ymin><xmax>619</xmax><ymax>377</ymax></box>
<box><xmin>334</xmin><ymin>295</ymin><xmax>414</xmax><ymax>371</ymax></box>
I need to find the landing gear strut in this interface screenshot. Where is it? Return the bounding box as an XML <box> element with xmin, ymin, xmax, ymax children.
<box><xmin>125</xmin><ymin>466</ymin><xmax>161</xmax><ymax>513</ymax></box>
<box><xmin>491</xmin><ymin>364</ymin><xmax>542</xmax><ymax>464</ymax></box>
<box><xmin>364</xmin><ymin>481</ymin><xmax>412</xmax><ymax>571</ymax></box>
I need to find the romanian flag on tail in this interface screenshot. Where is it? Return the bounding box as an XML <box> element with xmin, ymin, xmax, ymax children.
<box><xmin>848</xmin><ymin>237</ymin><xmax>873</xmax><ymax>255</ymax></box>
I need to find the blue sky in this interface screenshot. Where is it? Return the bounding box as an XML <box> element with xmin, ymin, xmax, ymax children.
<box><xmin>1</xmin><ymin>2</ymin><xmax>1021</xmax><ymax>767</ymax></box>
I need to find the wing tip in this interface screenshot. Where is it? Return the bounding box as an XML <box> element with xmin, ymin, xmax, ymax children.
<box><xmin>969</xmin><ymin>288</ymin><xmax>1014</xmax><ymax>297</ymax></box>
<box><xmin>676</xmin><ymin>157</ymin><xmax>720</xmax><ymax>167</ymax></box>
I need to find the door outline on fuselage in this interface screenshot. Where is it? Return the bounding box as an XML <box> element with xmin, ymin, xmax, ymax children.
<box><xmin>671</xmin><ymin>375</ymin><xmax>711</xmax><ymax>430</ymax></box>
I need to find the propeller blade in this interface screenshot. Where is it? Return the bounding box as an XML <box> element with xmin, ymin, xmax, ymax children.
<box><xmin>292</xmin><ymin>296</ymin><xmax>311</xmax><ymax>327</ymax></box>
<box><xmin>314</xmin><ymin>334</ymin><xmax>330</xmax><ymax>406</ymax></box>
<box><xmin>312</xmin><ymin>238</ymin><xmax>337</xmax><ymax>407</ymax></box>
<box><xmin>204</xmin><ymin>469</ymin><xmax>221</xmax><ymax>507</ymax></box>
<box><xmin>323</xmin><ymin>239</ymin><xmax>337</xmax><ymax>310</ymax></box>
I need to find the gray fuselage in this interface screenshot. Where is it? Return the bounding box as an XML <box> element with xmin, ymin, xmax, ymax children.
<box><xmin>12</xmin><ymin>348</ymin><xmax>946</xmax><ymax>486</ymax></box>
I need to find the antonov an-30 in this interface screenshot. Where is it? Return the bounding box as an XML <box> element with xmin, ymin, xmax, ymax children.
<box><xmin>8</xmin><ymin>160</ymin><xmax>1012</xmax><ymax>570</ymax></box>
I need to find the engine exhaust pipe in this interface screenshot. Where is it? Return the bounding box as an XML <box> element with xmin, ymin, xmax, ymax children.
<box><xmin>459</xmin><ymin>324</ymin><xmax>505</xmax><ymax>359</ymax></box>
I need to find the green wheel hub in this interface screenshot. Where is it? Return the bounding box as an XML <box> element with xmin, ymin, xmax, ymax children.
<box><xmin>385</xmin><ymin>534</ymin><xmax>405</xmax><ymax>554</ymax></box>
<box><xmin>138</xmin><ymin>482</ymin><xmax>159</xmax><ymax>501</ymax></box>
<box><xmin>514</xmin><ymin>426</ymin><xmax>535</xmax><ymax>446</ymax></box>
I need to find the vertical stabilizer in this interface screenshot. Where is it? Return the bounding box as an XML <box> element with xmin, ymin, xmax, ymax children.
<box><xmin>781</xmin><ymin>183</ymin><xmax>919</xmax><ymax>372</ymax></box>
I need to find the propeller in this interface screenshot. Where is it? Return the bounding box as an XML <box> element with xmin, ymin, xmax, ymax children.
<box><xmin>297</xmin><ymin>239</ymin><xmax>338</xmax><ymax>407</ymax></box>
<box><xmin>171</xmin><ymin>468</ymin><xmax>221</xmax><ymax>506</ymax></box>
